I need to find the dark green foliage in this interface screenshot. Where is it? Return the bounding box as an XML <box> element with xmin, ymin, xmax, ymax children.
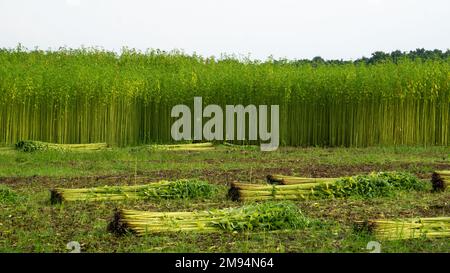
<box><xmin>15</xmin><ymin>140</ymin><xmax>48</xmax><ymax>152</ymax></box>
<box><xmin>214</xmin><ymin>201</ymin><xmax>309</xmax><ymax>232</ymax></box>
<box><xmin>140</xmin><ymin>179</ymin><xmax>217</xmax><ymax>200</ymax></box>
<box><xmin>278</xmin><ymin>48</ymin><xmax>450</xmax><ymax>65</ymax></box>
<box><xmin>313</xmin><ymin>172</ymin><xmax>427</xmax><ymax>198</ymax></box>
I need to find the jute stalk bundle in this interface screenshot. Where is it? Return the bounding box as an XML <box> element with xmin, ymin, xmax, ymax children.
<box><xmin>354</xmin><ymin>217</ymin><xmax>450</xmax><ymax>240</ymax></box>
<box><xmin>267</xmin><ymin>174</ymin><xmax>337</xmax><ymax>185</ymax></box>
<box><xmin>50</xmin><ymin>179</ymin><xmax>216</xmax><ymax>204</ymax></box>
<box><xmin>108</xmin><ymin>201</ymin><xmax>309</xmax><ymax>236</ymax></box>
<box><xmin>15</xmin><ymin>140</ymin><xmax>108</xmax><ymax>152</ymax></box>
<box><xmin>150</xmin><ymin>142</ymin><xmax>215</xmax><ymax>151</ymax></box>
<box><xmin>229</xmin><ymin>172</ymin><xmax>427</xmax><ymax>202</ymax></box>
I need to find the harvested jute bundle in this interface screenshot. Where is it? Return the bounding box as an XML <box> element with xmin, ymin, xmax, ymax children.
<box><xmin>50</xmin><ymin>179</ymin><xmax>216</xmax><ymax>204</ymax></box>
<box><xmin>15</xmin><ymin>140</ymin><xmax>108</xmax><ymax>152</ymax></box>
<box><xmin>149</xmin><ymin>142</ymin><xmax>215</xmax><ymax>151</ymax></box>
<box><xmin>267</xmin><ymin>174</ymin><xmax>336</xmax><ymax>185</ymax></box>
<box><xmin>354</xmin><ymin>217</ymin><xmax>450</xmax><ymax>240</ymax></box>
<box><xmin>108</xmin><ymin>201</ymin><xmax>309</xmax><ymax>236</ymax></box>
<box><xmin>230</xmin><ymin>172</ymin><xmax>427</xmax><ymax>202</ymax></box>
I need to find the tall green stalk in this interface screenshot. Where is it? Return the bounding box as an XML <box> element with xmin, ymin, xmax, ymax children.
<box><xmin>0</xmin><ymin>48</ymin><xmax>448</xmax><ymax>147</ymax></box>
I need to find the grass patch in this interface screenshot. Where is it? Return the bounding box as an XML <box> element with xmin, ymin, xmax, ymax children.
<box><xmin>0</xmin><ymin>185</ymin><xmax>20</xmax><ymax>204</ymax></box>
<box><xmin>0</xmin><ymin>146</ymin><xmax>449</xmax><ymax>252</ymax></box>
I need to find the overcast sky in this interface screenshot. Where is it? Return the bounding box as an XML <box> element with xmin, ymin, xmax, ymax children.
<box><xmin>1</xmin><ymin>0</ymin><xmax>449</xmax><ymax>60</ymax></box>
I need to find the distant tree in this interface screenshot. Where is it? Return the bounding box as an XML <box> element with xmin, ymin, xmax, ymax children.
<box><xmin>312</xmin><ymin>56</ymin><xmax>325</xmax><ymax>63</ymax></box>
<box><xmin>390</xmin><ymin>50</ymin><xmax>403</xmax><ymax>63</ymax></box>
<box><xmin>368</xmin><ymin>51</ymin><xmax>390</xmax><ymax>64</ymax></box>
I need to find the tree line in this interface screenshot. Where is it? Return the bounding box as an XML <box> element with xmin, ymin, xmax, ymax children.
<box><xmin>273</xmin><ymin>48</ymin><xmax>450</xmax><ymax>66</ymax></box>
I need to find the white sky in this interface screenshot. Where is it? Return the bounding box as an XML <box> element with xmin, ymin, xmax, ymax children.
<box><xmin>1</xmin><ymin>0</ymin><xmax>449</xmax><ymax>60</ymax></box>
